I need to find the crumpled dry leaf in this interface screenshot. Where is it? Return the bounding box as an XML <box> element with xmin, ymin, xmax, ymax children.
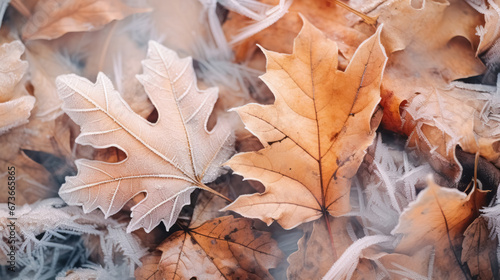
<box><xmin>375</xmin><ymin>0</ymin><xmax>485</xmax><ymax>131</ymax></box>
<box><xmin>461</xmin><ymin>216</ymin><xmax>500</xmax><ymax>279</ymax></box>
<box><xmin>0</xmin><ymin>152</ymin><xmax>56</xmax><ymax>205</ymax></box>
<box><xmin>402</xmin><ymin>82</ymin><xmax>500</xmax><ymax>180</ymax></box>
<box><xmin>57</xmin><ymin>41</ymin><xmax>234</xmax><ymax>233</ymax></box>
<box><xmin>0</xmin><ymin>40</ymin><xmax>35</xmax><ymax>134</ymax></box>
<box><xmin>22</xmin><ymin>0</ymin><xmax>151</xmax><ymax>40</ymax></box>
<box><xmin>361</xmin><ymin>244</ymin><xmax>435</xmax><ymax>280</ymax></box>
<box><xmin>223</xmin><ymin>17</ymin><xmax>387</xmax><ymax>229</ymax></box>
<box><xmin>0</xmin><ymin>40</ymin><xmax>65</xmax><ymax>205</ymax></box>
<box><xmin>467</xmin><ymin>0</ymin><xmax>500</xmax><ymax>55</ymax></box>
<box><xmin>367</xmin><ymin>0</ymin><xmax>488</xmax><ymax>181</ymax></box>
<box><xmin>155</xmin><ymin>215</ymin><xmax>283</xmax><ymax>280</ymax></box>
<box><xmin>392</xmin><ymin>177</ymin><xmax>488</xmax><ymax>280</ymax></box>
<box><xmin>287</xmin><ymin>216</ymin><xmax>376</xmax><ymax>280</ymax></box>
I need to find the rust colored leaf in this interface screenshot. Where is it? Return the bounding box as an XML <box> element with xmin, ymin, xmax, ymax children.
<box><xmin>156</xmin><ymin>216</ymin><xmax>283</xmax><ymax>279</ymax></box>
<box><xmin>223</xmin><ymin>17</ymin><xmax>387</xmax><ymax>229</ymax></box>
<box><xmin>22</xmin><ymin>0</ymin><xmax>151</xmax><ymax>40</ymax></box>
<box><xmin>135</xmin><ymin>251</ymin><xmax>163</xmax><ymax>280</ymax></box>
<box><xmin>57</xmin><ymin>41</ymin><xmax>234</xmax><ymax>233</ymax></box>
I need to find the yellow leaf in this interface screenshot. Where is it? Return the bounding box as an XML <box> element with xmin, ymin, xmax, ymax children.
<box><xmin>223</xmin><ymin>17</ymin><xmax>387</xmax><ymax>229</ymax></box>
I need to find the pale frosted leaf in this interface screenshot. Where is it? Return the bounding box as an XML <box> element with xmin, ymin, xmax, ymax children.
<box><xmin>0</xmin><ymin>96</ymin><xmax>36</xmax><ymax>134</ymax></box>
<box><xmin>57</xmin><ymin>41</ymin><xmax>234</xmax><ymax>233</ymax></box>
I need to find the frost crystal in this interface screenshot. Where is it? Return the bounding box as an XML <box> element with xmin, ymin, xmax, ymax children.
<box><xmin>0</xmin><ymin>198</ymin><xmax>146</xmax><ymax>279</ymax></box>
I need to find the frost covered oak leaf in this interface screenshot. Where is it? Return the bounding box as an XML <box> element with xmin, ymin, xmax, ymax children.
<box><xmin>56</xmin><ymin>41</ymin><xmax>234</xmax><ymax>233</ymax></box>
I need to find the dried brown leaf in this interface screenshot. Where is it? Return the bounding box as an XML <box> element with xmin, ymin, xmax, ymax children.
<box><xmin>22</xmin><ymin>0</ymin><xmax>151</xmax><ymax>40</ymax></box>
<box><xmin>156</xmin><ymin>216</ymin><xmax>283</xmax><ymax>280</ymax></box>
<box><xmin>362</xmin><ymin>245</ymin><xmax>434</xmax><ymax>279</ymax></box>
<box><xmin>392</xmin><ymin>177</ymin><xmax>488</xmax><ymax>279</ymax></box>
<box><xmin>376</xmin><ymin>0</ymin><xmax>484</xmax><ymax>131</ymax></box>
<box><xmin>467</xmin><ymin>0</ymin><xmax>500</xmax><ymax>55</ymax></box>
<box><xmin>0</xmin><ymin>115</ymin><xmax>74</xmax><ymax>204</ymax></box>
<box><xmin>135</xmin><ymin>251</ymin><xmax>163</xmax><ymax>280</ymax></box>
<box><xmin>461</xmin><ymin>216</ymin><xmax>500</xmax><ymax>280</ymax></box>
<box><xmin>402</xmin><ymin>84</ymin><xmax>500</xmax><ymax>179</ymax></box>
<box><xmin>287</xmin><ymin>217</ymin><xmax>377</xmax><ymax>280</ymax></box>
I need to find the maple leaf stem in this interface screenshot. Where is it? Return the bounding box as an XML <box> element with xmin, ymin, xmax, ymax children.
<box><xmin>323</xmin><ymin>213</ymin><xmax>337</xmax><ymax>260</ymax></box>
<box><xmin>10</xmin><ymin>0</ymin><xmax>31</xmax><ymax>18</ymax></box>
<box><xmin>198</xmin><ymin>183</ymin><xmax>233</xmax><ymax>203</ymax></box>
<box><xmin>473</xmin><ymin>152</ymin><xmax>479</xmax><ymax>190</ymax></box>
<box><xmin>332</xmin><ymin>0</ymin><xmax>377</xmax><ymax>26</ymax></box>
